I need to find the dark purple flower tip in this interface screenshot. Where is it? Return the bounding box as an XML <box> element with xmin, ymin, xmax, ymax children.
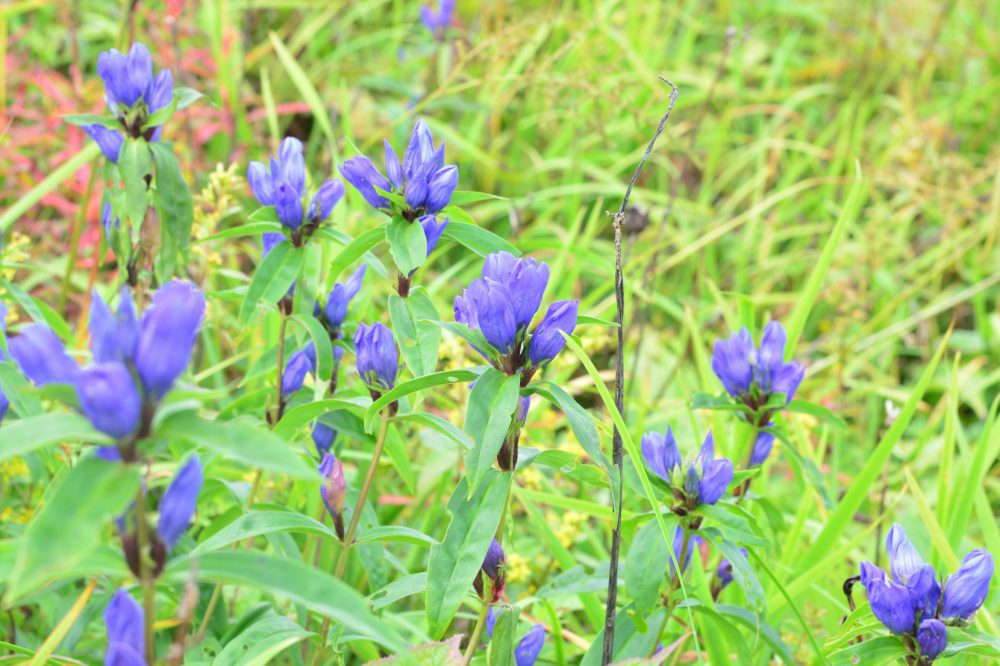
<box><xmin>402</xmin><ymin>119</ymin><xmax>436</xmax><ymax>181</ymax></box>
<box><xmin>749</xmin><ymin>428</ymin><xmax>775</xmax><ymax>467</ymax></box>
<box><xmin>75</xmin><ymin>362</ymin><xmax>141</xmax><ymax>440</ymax></box>
<box><xmin>485</xmin><ymin>606</ymin><xmax>499</xmax><ymax>638</ymax></box>
<box><xmin>418</xmin><ymin>215</ymin><xmax>449</xmax><ymax>256</ymax></box>
<box><xmin>156</xmin><ymin>456</ymin><xmax>202</xmax><ymax>551</ymax></box>
<box><xmin>906</xmin><ymin>564</ymin><xmax>941</xmax><ymax>619</ymax></box>
<box><xmin>97</xmin><ymin>43</ymin><xmax>153</xmax><ymax>108</ymax></box>
<box><xmin>404</xmin><ymin>175</ymin><xmax>430</xmax><ymax>210</ymax></box>
<box><xmin>310</xmin><ymin>179</ymin><xmax>345</xmax><ymax>223</ymax></box>
<box><xmin>886</xmin><ymin>524</ymin><xmax>926</xmax><ymax>584</ymax></box>
<box><xmin>641</xmin><ymin>427</ymin><xmax>681</xmax><ymax>483</ymax></box>
<box><xmin>83</xmin><ymin>125</ymin><xmax>123</xmax><ymax>163</ymax></box>
<box><xmin>384</xmin><ymin>139</ymin><xmax>404</xmax><ymax>189</ymax></box>
<box><xmin>866</xmin><ymin>575</ymin><xmax>916</xmax><ymax>634</ymax></box>
<box><xmin>9</xmin><ymin>324</ymin><xmax>80</xmax><ymax>385</ymax></box>
<box><xmin>917</xmin><ymin>618</ymin><xmax>947</xmax><ymax>660</ymax></box>
<box><xmin>135</xmin><ymin>280</ymin><xmax>206</xmax><ymax>398</ymax></box>
<box><xmin>90</xmin><ymin>287</ymin><xmax>138</xmax><ymax>365</ymax></box>
<box><xmin>273</xmin><ymin>181</ymin><xmax>304</xmax><ymax>230</ymax></box>
<box><xmin>354</xmin><ymin>322</ymin><xmax>398</xmax><ymax>390</ymax></box>
<box><xmin>480</xmin><ymin>538</ymin><xmax>506</xmax><ymax>599</ymax></box>
<box><xmin>481</xmin><ymin>252</ymin><xmax>550</xmax><ymax>330</ymax></box>
<box><xmin>318</xmin><ymin>452</ymin><xmax>346</xmax><ymax>517</ymax></box>
<box><xmin>454</xmin><ymin>278</ymin><xmax>517</xmax><ymax>354</ymax></box>
<box><xmin>339</xmin><ymin>156</ymin><xmax>391</xmax><ymax>209</ymax></box>
<box><xmin>104</xmin><ymin>588</ymin><xmax>145</xmax><ymax>666</ymax></box>
<box><xmin>527</xmin><ymin>299</ymin><xmax>578</xmax><ymax>366</ymax></box>
<box><xmin>282</xmin><ymin>344</ymin><xmax>316</xmax><ymax>396</ymax></box>
<box><xmin>425</xmin><ymin>165</ymin><xmax>459</xmax><ymax>213</ymax></box>
<box><xmin>515</xmin><ymin>624</ymin><xmax>545</xmax><ymax>666</ymax></box>
<box><xmin>711</xmin><ymin>327</ymin><xmax>754</xmax><ymax>398</ymax></box>
<box><xmin>941</xmin><ymin>549</ymin><xmax>993</xmax><ymax>621</ymax></box>
<box><xmin>312</xmin><ymin>421</ymin><xmax>337</xmax><ymax>457</ymax></box>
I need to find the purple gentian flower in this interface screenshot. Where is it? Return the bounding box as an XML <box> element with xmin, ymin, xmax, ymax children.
<box><xmin>104</xmin><ymin>588</ymin><xmax>145</xmax><ymax>666</ymax></box>
<box><xmin>156</xmin><ymin>456</ymin><xmax>202</xmax><ymax>551</ymax></box>
<box><xmin>323</xmin><ymin>264</ymin><xmax>366</xmax><ymax>331</ymax></box>
<box><xmin>75</xmin><ymin>363</ymin><xmax>141</xmax><ymax>440</ymax></box>
<box><xmin>134</xmin><ymin>280</ymin><xmax>206</xmax><ymax>398</ymax></box>
<box><xmin>711</xmin><ymin>321</ymin><xmax>804</xmax><ymax>405</ymax></box>
<box><xmin>641</xmin><ymin>429</ymin><xmax>733</xmax><ymax>507</ymax></box>
<box><xmin>941</xmin><ymin>549</ymin><xmax>993</xmax><ymax>621</ymax></box>
<box><xmin>8</xmin><ymin>324</ymin><xmax>80</xmax><ymax>385</ymax></box>
<box><xmin>354</xmin><ymin>322</ymin><xmax>398</xmax><ymax>390</ymax></box>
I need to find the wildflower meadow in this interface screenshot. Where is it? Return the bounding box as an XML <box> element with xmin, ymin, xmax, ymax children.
<box><xmin>0</xmin><ymin>1</ymin><xmax>997</xmax><ymax>665</ymax></box>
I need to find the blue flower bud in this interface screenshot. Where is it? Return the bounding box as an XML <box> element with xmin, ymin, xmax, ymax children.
<box><xmin>282</xmin><ymin>343</ymin><xmax>316</xmax><ymax>396</ymax></box>
<box><xmin>135</xmin><ymin>280</ymin><xmax>205</xmax><ymax>398</ymax></box>
<box><xmin>711</xmin><ymin>321</ymin><xmax>805</xmax><ymax>404</ymax></box>
<box><xmin>404</xmin><ymin>175</ymin><xmax>429</xmax><ymax>210</ymax></box>
<box><xmin>641</xmin><ymin>427</ymin><xmax>681</xmax><ymax>482</ymax></box>
<box><xmin>156</xmin><ymin>456</ymin><xmax>202</xmax><ymax>551</ymax></box>
<box><xmin>421</xmin><ymin>0</ymin><xmax>456</xmax><ymax>35</ymax></box>
<box><xmin>90</xmin><ymin>288</ymin><xmax>138</xmax><ymax>364</ymax></box>
<box><xmin>104</xmin><ymin>588</ymin><xmax>145</xmax><ymax>666</ymax></box>
<box><xmin>247</xmin><ymin>162</ymin><xmax>275</xmax><ymax>205</ymax></box>
<box><xmin>668</xmin><ymin>526</ymin><xmax>699</xmax><ymax>578</ymax></box>
<box><xmin>481</xmin><ymin>252</ymin><xmax>549</xmax><ymax>330</ymax></box>
<box><xmin>515</xmin><ymin>624</ymin><xmax>545</xmax><ymax>666</ymax></box>
<box><xmin>101</xmin><ymin>202</ymin><xmax>117</xmax><ymax>238</ymax></box>
<box><xmin>516</xmin><ymin>395</ymin><xmax>531</xmax><ymax>424</ymax></box>
<box><xmin>97</xmin><ymin>43</ymin><xmax>152</xmax><ymax>108</ymax></box>
<box><xmin>9</xmin><ymin>324</ymin><xmax>80</xmax><ymax>385</ymax></box>
<box><xmin>384</xmin><ymin>139</ymin><xmax>404</xmax><ymax>189</ymax></box>
<box><xmin>917</xmin><ymin>618</ymin><xmax>946</xmax><ymax>660</ymax></box>
<box><xmin>711</xmin><ymin>328</ymin><xmax>754</xmax><ymax>397</ymax></box>
<box><xmin>716</xmin><ymin>549</ymin><xmax>746</xmax><ymax>590</ymax></box>
<box><xmin>402</xmin><ymin>120</ymin><xmax>436</xmax><ymax>181</ymax></box>
<box><xmin>485</xmin><ymin>606</ymin><xmax>499</xmax><ymax>638</ymax></box>
<box><xmin>860</xmin><ymin>561</ymin><xmax>885</xmax><ymax>587</ymax></box>
<box><xmin>75</xmin><ymin>363</ymin><xmax>141</xmax><ymax>440</ymax></box>
<box><xmin>312</xmin><ymin>421</ymin><xmax>337</xmax><ymax>457</ymax></box>
<box><xmin>454</xmin><ymin>278</ymin><xmax>517</xmax><ymax>354</ymax></box>
<box><xmin>749</xmin><ymin>428</ymin><xmax>775</xmax><ymax>467</ymax></box>
<box><xmin>696</xmin><ymin>432</ymin><xmax>733</xmax><ymax>505</ymax></box>
<box><xmin>886</xmin><ymin>524</ymin><xmax>926</xmax><ymax>584</ymax></box>
<box><xmin>247</xmin><ymin>138</ymin><xmax>308</xmax><ymax>230</ymax></box>
<box><xmin>941</xmin><ymin>549</ymin><xmax>993</xmax><ymax>621</ymax></box>
<box><xmin>354</xmin><ymin>322</ymin><xmax>398</xmax><ymax>390</ymax></box>
<box><xmin>273</xmin><ymin>181</ymin><xmax>304</xmax><ymax>230</ymax></box>
<box><xmin>527</xmin><ymin>300</ymin><xmax>578</xmax><ymax>365</ymax></box>
<box><xmin>419</xmin><ymin>215</ymin><xmax>448</xmax><ymax>256</ymax></box>
<box><xmin>324</xmin><ymin>264</ymin><xmax>366</xmax><ymax>330</ymax></box>
<box><xmin>275</xmin><ymin>137</ymin><xmax>306</xmax><ymax>192</ymax></box>
<box><xmin>864</xmin><ymin>574</ymin><xmax>915</xmax><ymax>634</ymax></box>
<box><xmin>309</xmin><ymin>179</ymin><xmax>345</xmax><ymax>223</ymax></box>
<box><xmin>425</xmin><ymin>165</ymin><xmax>459</xmax><ymax>213</ymax></box>
<box><xmin>340</xmin><ymin>156</ymin><xmax>391</xmax><ymax>209</ymax></box>
<box><xmin>262</xmin><ymin>232</ymin><xmax>284</xmax><ymax>257</ymax></box>
<box><xmin>478</xmin><ymin>538</ymin><xmax>506</xmax><ymax>601</ymax></box>
<box><xmin>83</xmin><ymin>125</ymin><xmax>123</xmax><ymax>163</ymax></box>
<box><xmin>146</xmin><ymin>69</ymin><xmax>174</xmax><ymax>142</ymax></box>
<box><xmin>906</xmin><ymin>564</ymin><xmax>941</xmax><ymax>620</ymax></box>
<box><xmin>318</xmin><ymin>452</ymin><xmax>346</xmax><ymax>520</ymax></box>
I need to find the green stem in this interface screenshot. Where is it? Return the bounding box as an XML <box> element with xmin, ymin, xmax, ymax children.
<box><xmin>272</xmin><ymin>314</ymin><xmax>288</xmax><ymax>423</ymax></box>
<box><xmin>647</xmin><ymin>528</ymin><xmax>692</xmax><ymax>658</ymax></box>
<box><xmin>134</xmin><ymin>486</ymin><xmax>156</xmax><ymax>665</ymax></box>
<box><xmin>462</xmin><ymin>594</ymin><xmax>491</xmax><ymax>666</ymax></box>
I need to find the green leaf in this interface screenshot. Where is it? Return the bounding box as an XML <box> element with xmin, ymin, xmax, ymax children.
<box><xmin>715</xmin><ymin>604</ymin><xmax>795</xmax><ymax>664</ymax></box>
<box><xmin>448</xmin><ymin>191</ymin><xmax>508</xmax><ymax>206</ymax></box>
<box><xmin>367</xmin><ymin>638</ymin><xmax>463</xmax><ymax>665</ymax></box>
<box><xmin>784</xmin><ymin>398</ymin><xmax>848</xmax><ymax>429</ymax></box>
<box><xmin>386</xmin><ymin>217</ymin><xmax>427</xmax><ymax>275</ymax></box>
<box><xmin>690</xmin><ymin>391</ymin><xmax>749</xmax><ymax>413</ymax></box>
<box><xmin>192</xmin><ymin>510</ymin><xmax>336</xmax><ymax>555</ymax></box>
<box><xmin>440</xmin><ymin>220</ymin><xmax>519</xmax><ymax>256</ymax></box>
<box><xmin>365</xmin><ymin>369</ymin><xmax>478</xmax><ymax>431</ymax></box>
<box><xmin>200</xmin><ymin>222</ymin><xmax>284</xmax><ymax>242</ymax></box>
<box><xmin>291</xmin><ymin>314</ymin><xmax>333</xmax><ymax>383</ymax></box>
<box><xmin>143</xmin><ymin>95</ymin><xmax>179</xmax><ymax>129</ymax></box>
<box><xmin>150</xmin><ymin>142</ymin><xmax>194</xmax><ymax>251</ymax></box>
<box><xmin>426</xmin><ymin>472</ymin><xmax>511</xmax><ymax>639</ymax></box>
<box><xmin>175</xmin><ymin>86</ymin><xmax>203</xmax><ymax>109</ymax></box>
<box><xmin>6</xmin><ymin>455</ymin><xmax>140</xmax><ymax>602</ymax></box>
<box><xmin>118</xmin><ymin>138</ymin><xmax>152</xmax><ymax>226</ymax></box>
<box><xmin>706</xmin><ymin>534</ymin><xmax>765</xmax><ymax>612</ymax></box>
<box><xmin>248</xmin><ymin>206</ymin><xmax>280</xmax><ymax>223</ymax></box>
<box><xmin>239</xmin><ymin>241</ymin><xmax>304</xmax><ymax>323</ymax></box>
<box><xmin>827</xmin><ymin>636</ymin><xmax>907</xmax><ymax>665</ymax></box>
<box><xmin>163</xmin><ymin>551</ymin><xmax>405</xmax><ymax>652</ymax></box>
<box><xmin>63</xmin><ymin>113</ymin><xmax>119</xmax><ymax>129</ymax></box>
<box><xmin>488</xmin><ymin>605</ymin><xmax>520</xmax><ymax>666</ymax></box>
<box><xmin>214</xmin><ymin>612</ymin><xmax>314</xmax><ymax>666</ymax></box>
<box><xmin>463</xmin><ymin>368</ymin><xmax>521</xmax><ymax>495</ymax></box>
<box><xmin>426</xmin><ymin>320</ymin><xmax>492</xmax><ymax>357</ymax></box>
<box><xmin>530</xmin><ymin>381</ymin><xmax>610</xmax><ymax>471</ymax></box>
<box><xmin>157</xmin><ymin>412</ymin><xmax>315</xmax><ymax>480</ymax></box>
<box><xmin>272</xmin><ymin>397</ymin><xmax>370</xmax><ymax>440</ymax></box>
<box><xmin>389</xmin><ymin>289</ymin><xmax>441</xmax><ymax>379</ymax></box>
<box><xmin>0</xmin><ymin>412</ymin><xmax>110</xmax><ymax>464</ymax></box>
<box><xmin>625</xmin><ymin>517</ymin><xmax>676</xmax><ymax>612</ymax></box>
<box><xmin>355</xmin><ymin>525</ymin><xmax>438</xmax><ymax>547</ymax></box>
<box><xmin>328</xmin><ymin>224</ymin><xmax>386</xmax><ymax>282</ymax></box>
<box><xmin>0</xmin><ymin>362</ymin><xmax>42</xmax><ymax>417</ymax></box>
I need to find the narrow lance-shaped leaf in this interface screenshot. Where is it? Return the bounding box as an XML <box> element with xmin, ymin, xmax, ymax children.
<box><xmin>464</xmin><ymin>368</ymin><xmax>521</xmax><ymax>496</ymax></box>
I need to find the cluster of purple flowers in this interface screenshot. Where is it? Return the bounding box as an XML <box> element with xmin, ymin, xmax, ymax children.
<box><xmin>83</xmin><ymin>43</ymin><xmax>174</xmax><ymax>163</ymax></box>
<box><xmin>642</xmin><ymin>428</ymin><xmax>735</xmax><ymax>510</ymax></box>
<box><xmin>8</xmin><ymin>281</ymin><xmax>205</xmax><ymax>459</ymax></box>
<box><xmin>712</xmin><ymin>321</ymin><xmax>804</xmax><ymax>414</ymax></box>
<box><xmin>860</xmin><ymin>525</ymin><xmax>994</xmax><ymax>661</ymax></box>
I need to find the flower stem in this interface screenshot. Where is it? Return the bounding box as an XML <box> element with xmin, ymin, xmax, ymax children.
<box><xmin>272</xmin><ymin>313</ymin><xmax>288</xmax><ymax>424</ymax></box>
<box><xmin>133</xmin><ymin>486</ymin><xmax>156</xmax><ymax>665</ymax></box>
<box><xmin>647</xmin><ymin>527</ymin><xmax>692</xmax><ymax>658</ymax></box>
<box><xmin>462</xmin><ymin>596</ymin><xmax>491</xmax><ymax>665</ymax></box>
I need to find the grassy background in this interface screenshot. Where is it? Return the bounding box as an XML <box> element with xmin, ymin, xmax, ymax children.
<box><xmin>0</xmin><ymin>0</ymin><xmax>998</xmax><ymax>663</ymax></box>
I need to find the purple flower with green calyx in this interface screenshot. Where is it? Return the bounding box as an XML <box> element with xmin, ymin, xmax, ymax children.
<box><xmin>318</xmin><ymin>453</ymin><xmax>346</xmax><ymax>540</ymax></box>
<box><xmin>749</xmin><ymin>427</ymin><xmax>775</xmax><ymax>467</ymax></box>
<box><xmin>312</xmin><ymin>421</ymin><xmax>337</xmax><ymax>457</ymax></box>
<box><xmin>248</xmin><ymin>137</ymin><xmax>344</xmax><ymax>233</ymax></box>
<box><xmin>711</xmin><ymin>321</ymin><xmax>805</xmax><ymax>411</ymax></box>
<box><xmin>322</xmin><ymin>264</ymin><xmax>366</xmax><ymax>332</ymax></box>
<box><xmin>421</xmin><ymin>0</ymin><xmax>455</xmax><ymax>38</ymax></box>
<box><xmin>454</xmin><ymin>252</ymin><xmax>578</xmax><ymax>380</ymax></box>
<box><xmin>340</xmin><ymin>119</ymin><xmax>458</xmax><ymax>219</ymax></box>
<box><xmin>641</xmin><ymin>429</ymin><xmax>734</xmax><ymax>508</ymax></box>
<box><xmin>941</xmin><ymin>549</ymin><xmax>993</xmax><ymax>622</ymax></box>
<box><xmin>104</xmin><ymin>588</ymin><xmax>145</xmax><ymax>666</ymax></box>
<box><xmin>716</xmin><ymin>547</ymin><xmax>748</xmax><ymax>591</ymax></box>
<box><xmin>475</xmin><ymin>538</ymin><xmax>506</xmax><ymax>602</ymax></box>
<box><xmin>84</xmin><ymin>42</ymin><xmax>175</xmax><ymax>162</ymax></box>
<box><xmin>354</xmin><ymin>322</ymin><xmax>399</xmax><ymax>392</ymax></box>
<box><xmin>156</xmin><ymin>456</ymin><xmax>202</xmax><ymax>552</ymax></box>
<box><xmin>917</xmin><ymin>619</ymin><xmax>946</xmax><ymax>660</ymax></box>
<box><xmin>282</xmin><ymin>342</ymin><xmax>317</xmax><ymax>397</ymax></box>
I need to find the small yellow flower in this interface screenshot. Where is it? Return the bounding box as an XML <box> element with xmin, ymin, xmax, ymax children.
<box><xmin>519</xmin><ymin>466</ymin><xmax>542</xmax><ymax>490</ymax></box>
<box><xmin>505</xmin><ymin>553</ymin><xmax>531</xmax><ymax>583</ymax></box>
